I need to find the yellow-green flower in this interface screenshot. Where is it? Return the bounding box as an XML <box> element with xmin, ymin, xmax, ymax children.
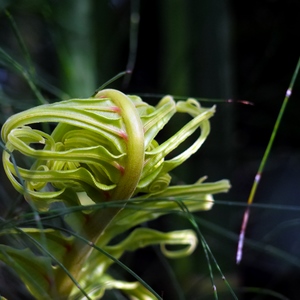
<box><xmin>0</xmin><ymin>89</ymin><xmax>230</xmax><ymax>299</ymax></box>
<box><xmin>2</xmin><ymin>89</ymin><xmax>229</xmax><ymax>209</ymax></box>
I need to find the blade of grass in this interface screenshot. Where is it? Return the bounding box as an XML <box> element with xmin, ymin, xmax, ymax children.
<box><xmin>1</xmin><ymin>10</ymin><xmax>48</xmax><ymax>106</ymax></box>
<box><xmin>4</xmin><ymin>10</ymin><xmax>36</xmax><ymax>76</ymax></box>
<box><xmin>0</xmin><ymin>48</ymin><xmax>47</xmax><ymax>105</ymax></box>
<box><xmin>13</xmin><ymin>197</ymin><xmax>300</xmax><ymax>273</ymax></box>
<box><xmin>3</xmin><ymin>10</ymin><xmax>69</xmax><ymax>101</ymax></box>
<box><xmin>17</xmin><ymin>197</ymin><xmax>300</xmax><ymax>230</ymax></box>
<box><xmin>174</xmin><ymin>199</ymin><xmax>238</xmax><ymax>300</ymax></box>
<box><xmin>137</xmin><ymin>93</ymin><xmax>254</xmax><ymax>105</ymax></box>
<box><xmin>93</xmin><ymin>70</ymin><xmax>131</xmax><ymax>95</ymax></box>
<box><xmin>122</xmin><ymin>0</ymin><xmax>140</xmax><ymax>88</ymax></box>
<box><xmin>236</xmin><ymin>56</ymin><xmax>300</xmax><ymax>264</ymax></box>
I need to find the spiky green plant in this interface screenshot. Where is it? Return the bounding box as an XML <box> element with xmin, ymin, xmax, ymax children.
<box><xmin>0</xmin><ymin>88</ymin><xmax>230</xmax><ymax>299</ymax></box>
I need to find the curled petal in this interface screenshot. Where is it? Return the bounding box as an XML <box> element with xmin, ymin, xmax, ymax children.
<box><xmin>1</xmin><ymin>89</ymin><xmax>228</xmax><ymax>210</ymax></box>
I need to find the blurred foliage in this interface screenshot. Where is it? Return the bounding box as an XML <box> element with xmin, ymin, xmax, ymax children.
<box><xmin>1</xmin><ymin>0</ymin><xmax>300</xmax><ymax>299</ymax></box>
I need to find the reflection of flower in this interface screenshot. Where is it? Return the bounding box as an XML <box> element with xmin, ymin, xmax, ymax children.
<box><xmin>1</xmin><ymin>89</ymin><xmax>230</xmax><ymax>299</ymax></box>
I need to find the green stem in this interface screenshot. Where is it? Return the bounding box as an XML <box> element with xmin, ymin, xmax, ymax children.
<box><xmin>236</xmin><ymin>56</ymin><xmax>300</xmax><ymax>264</ymax></box>
<box><xmin>95</xmin><ymin>89</ymin><xmax>145</xmax><ymax>201</ymax></box>
<box><xmin>54</xmin><ymin>89</ymin><xmax>145</xmax><ymax>298</ymax></box>
<box><xmin>247</xmin><ymin>56</ymin><xmax>300</xmax><ymax>206</ymax></box>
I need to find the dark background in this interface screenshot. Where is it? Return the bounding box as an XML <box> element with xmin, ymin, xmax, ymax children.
<box><xmin>1</xmin><ymin>0</ymin><xmax>300</xmax><ymax>299</ymax></box>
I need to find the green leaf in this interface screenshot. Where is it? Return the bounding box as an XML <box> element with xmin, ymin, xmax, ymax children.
<box><xmin>0</xmin><ymin>245</ymin><xmax>53</xmax><ymax>299</ymax></box>
<box><xmin>71</xmin><ymin>274</ymin><xmax>157</xmax><ymax>300</ymax></box>
<box><xmin>106</xmin><ymin>228</ymin><xmax>197</xmax><ymax>259</ymax></box>
<box><xmin>97</xmin><ymin>179</ymin><xmax>230</xmax><ymax>247</ymax></box>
